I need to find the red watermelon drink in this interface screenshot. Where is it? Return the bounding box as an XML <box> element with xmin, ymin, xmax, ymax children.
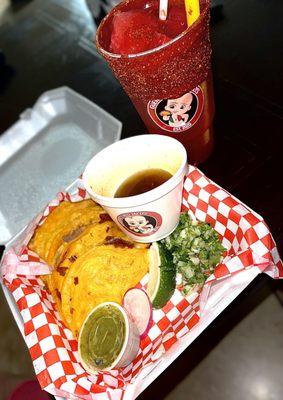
<box><xmin>96</xmin><ymin>0</ymin><xmax>214</xmax><ymax>164</ymax></box>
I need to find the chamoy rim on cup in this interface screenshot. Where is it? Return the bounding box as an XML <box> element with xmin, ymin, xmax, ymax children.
<box><xmin>83</xmin><ymin>135</ymin><xmax>188</xmax><ymax>209</ymax></box>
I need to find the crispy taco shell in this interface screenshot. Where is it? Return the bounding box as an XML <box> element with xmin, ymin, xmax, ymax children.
<box><xmin>61</xmin><ymin>245</ymin><xmax>149</xmax><ymax>337</ymax></box>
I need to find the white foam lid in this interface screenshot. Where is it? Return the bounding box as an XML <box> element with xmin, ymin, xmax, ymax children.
<box><xmin>0</xmin><ymin>86</ymin><xmax>122</xmax><ymax>245</ymax></box>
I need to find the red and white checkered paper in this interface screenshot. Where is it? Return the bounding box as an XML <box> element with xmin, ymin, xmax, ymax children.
<box><xmin>1</xmin><ymin>166</ymin><xmax>282</xmax><ymax>400</ymax></box>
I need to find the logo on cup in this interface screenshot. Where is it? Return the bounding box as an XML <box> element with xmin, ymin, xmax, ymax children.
<box><xmin>147</xmin><ymin>86</ymin><xmax>204</xmax><ymax>133</ymax></box>
<box><xmin>117</xmin><ymin>211</ymin><xmax>162</xmax><ymax>237</ymax></box>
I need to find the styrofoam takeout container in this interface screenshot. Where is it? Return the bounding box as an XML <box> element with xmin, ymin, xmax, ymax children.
<box><xmin>0</xmin><ymin>86</ymin><xmax>122</xmax><ymax>336</ymax></box>
<box><xmin>1</xmin><ymin>171</ymin><xmax>282</xmax><ymax>400</ymax></box>
<box><xmin>0</xmin><ymin>86</ymin><xmax>122</xmax><ymax>400</ymax></box>
<box><xmin>0</xmin><ymin>86</ymin><xmax>122</xmax><ymax>246</ymax></box>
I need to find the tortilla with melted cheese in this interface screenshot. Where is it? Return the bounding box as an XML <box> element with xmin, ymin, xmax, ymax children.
<box><xmin>47</xmin><ymin>220</ymin><xmax>146</xmax><ymax>314</ymax></box>
<box><xmin>60</xmin><ymin>245</ymin><xmax>149</xmax><ymax>337</ymax></box>
<box><xmin>28</xmin><ymin>199</ymin><xmax>149</xmax><ymax>337</ymax></box>
<box><xmin>29</xmin><ymin>200</ymin><xmax>104</xmax><ymax>265</ymax></box>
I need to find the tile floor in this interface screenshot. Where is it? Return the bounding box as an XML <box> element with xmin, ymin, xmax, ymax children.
<box><xmin>163</xmin><ymin>294</ymin><xmax>283</xmax><ymax>400</ymax></box>
<box><xmin>138</xmin><ymin>279</ymin><xmax>283</xmax><ymax>400</ymax></box>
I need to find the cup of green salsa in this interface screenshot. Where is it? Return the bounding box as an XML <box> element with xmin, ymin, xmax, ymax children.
<box><xmin>78</xmin><ymin>302</ymin><xmax>140</xmax><ymax>372</ymax></box>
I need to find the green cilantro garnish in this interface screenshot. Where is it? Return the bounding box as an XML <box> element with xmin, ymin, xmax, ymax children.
<box><xmin>161</xmin><ymin>213</ymin><xmax>226</xmax><ymax>295</ymax></box>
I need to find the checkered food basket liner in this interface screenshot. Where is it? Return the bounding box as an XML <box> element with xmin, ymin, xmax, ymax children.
<box><xmin>1</xmin><ymin>166</ymin><xmax>282</xmax><ymax>400</ymax></box>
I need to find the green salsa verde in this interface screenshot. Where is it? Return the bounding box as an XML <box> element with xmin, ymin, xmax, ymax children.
<box><xmin>79</xmin><ymin>304</ymin><xmax>126</xmax><ymax>370</ymax></box>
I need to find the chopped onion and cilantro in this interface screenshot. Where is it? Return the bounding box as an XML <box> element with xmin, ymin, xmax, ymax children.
<box><xmin>161</xmin><ymin>213</ymin><xmax>226</xmax><ymax>295</ymax></box>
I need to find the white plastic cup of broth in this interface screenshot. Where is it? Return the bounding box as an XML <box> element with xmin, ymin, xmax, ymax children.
<box><xmin>83</xmin><ymin>135</ymin><xmax>188</xmax><ymax>243</ymax></box>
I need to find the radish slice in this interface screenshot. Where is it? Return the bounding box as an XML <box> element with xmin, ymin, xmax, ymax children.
<box><xmin>123</xmin><ymin>288</ymin><xmax>152</xmax><ymax>339</ymax></box>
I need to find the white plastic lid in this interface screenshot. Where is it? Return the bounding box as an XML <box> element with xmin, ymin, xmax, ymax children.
<box><xmin>0</xmin><ymin>87</ymin><xmax>122</xmax><ymax>245</ymax></box>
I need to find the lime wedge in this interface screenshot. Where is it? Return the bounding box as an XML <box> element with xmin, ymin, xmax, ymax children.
<box><xmin>147</xmin><ymin>242</ymin><xmax>176</xmax><ymax>309</ymax></box>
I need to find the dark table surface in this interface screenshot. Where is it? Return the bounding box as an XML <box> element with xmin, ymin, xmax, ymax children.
<box><xmin>0</xmin><ymin>0</ymin><xmax>282</xmax><ymax>251</ymax></box>
<box><xmin>0</xmin><ymin>0</ymin><xmax>282</xmax><ymax>399</ymax></box>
